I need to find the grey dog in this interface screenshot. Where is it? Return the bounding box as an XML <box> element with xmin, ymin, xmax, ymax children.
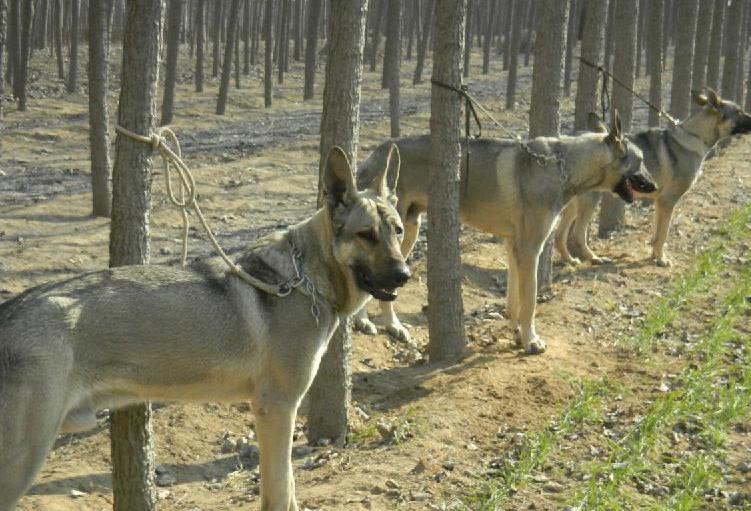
<box><xmin>355</xmin><ymin>111</ymin><xmax>656</xmax><ymax>354</ymax></box>
<box><xmin>0</xmin><ymin>146</ymin><xmax>409</xmax><ymax>511</ymax></box>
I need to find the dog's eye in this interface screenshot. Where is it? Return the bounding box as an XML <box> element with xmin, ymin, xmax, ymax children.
<box><xmin>395</xmin><ymin>225</ymin><xmax>404</xmax><ymax>236</ymax></box>
<box><xmin>357</xmin><ymin>230</ymin><xmax>378</xmax><ymax>243</ymax></box>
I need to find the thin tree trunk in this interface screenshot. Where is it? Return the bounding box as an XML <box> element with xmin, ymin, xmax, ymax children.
<box><xmin>217</xmin><ymin>0</ymin><xmax>240</xmax><ymax>113</ymax></box>
<box><xmin>482</xmin><ymin>0</ymin><xmax>496</xmax><ymax>74</ymax></box>
<box><xmin>369</xmin><ymin>0</ymin><xmax>384</xmax><ymax>71</ymax></box>
<box><xmin>573</xmin><ymin>0</ymin><xmax>606</xmax><ymax>131</ymax></box>
<box><xmin>263</xmin><ymin>0</ymin><xmax>272</xmax><ymax>106</ymax></box>
<box><xmin>66</xmin><ymin>0</ymin><xmax>79</xmax><ymax>93</ymax></box>
<box><xmin>212</xmin><ymin>0</ymin><xmax>222</xmax><ymax>76</ymax></box>
<box><xmin>427</xmin><ymin>0</ymin><xmax>467</xmax><ymax>363</ymax></box>
<box><xmin>722</xmin><ymin>0</ymin><xmax>744</xmax><ymax>102</ymax></box>
<box><xmin>662</xmin><ymin>0</ymin><xmax>671</xmax><ymax>65</ymax></box>
<box><xmin>109</xmin><ymin>2</ymin><xmax>165</xmax><ymax>510</ymax></box>
<box><xmin>307</xmin><ymin>0</ymin><xmax>368</xmax><ymax>446</ymax></box>
<box><xmin>502</xmin><ymin>0</ymin><xmax>513</xmax><ymax>69</ymax></box>
<box><xmin>599</xmin><ymin>0</ymin><xmax>637</xmax><ymax>238</ymax></box>
<box><xmin>406</xmin><ymin>0</ymin><xmax>418</xmax><ymax>59</ymax></box>
<box><xmin>243</xmin><ymin>0</ymin><xmax>250</xmax><ymax>73</ymax></box>
<box><xmin>412</xmin><ymin>0</ymin><xmax>433</xmax><ymax>84</ymax></box>
<box><xmin>690</xmin><ymin>0</ymin><xmax>712</xmax><ymax>112</ymax></box>
<box><xmin>161</xmin><ymin>0</ymin><xmax>182</xmax><ymax>125</ymax></box>
<box><xmin>669</xmin><ymin>0</ymin><xmax>698</xmax><ymax>120</ymax></box>
<box><xmin>292</xmin><ymin>0</ymin><xmax>301</xmax><ymax>60</ymax></box>
<box><xmin>386</xmin><ymin>0</ymin><xmax>401</xmax><ymax>137</ymax></box>
<box><xmin>603</xmin><ymin>0</ymin><xmax>615</xmax><ymax>71</ymax></box>
<box><xmin>276</xmin><ymin>0</ymin><xmax>288</xmax><ymax>83</ymax></box>
<box><xmin>382</xmin><ymin>0</ymin><xmax>400</xmax><ymax>88</ymax></box>
<box><xmin>303</xmin><ymin>0</ymin><xmax>321</xmax><ymax>99</ymax></box>
<box><xmin>234</xmin><ymin>11</ymin><xmax>240</xmax><ymax>87</ymax></box>
<box><xmin>736</xmin><ymin>0</ymin><xmax>748</xmax><ymax>102</ymax></box>
<box><xmin>463</xmin><ymin>0</ymin><xmax>472</xmax><ymax>77</ymax></box>
<box><xmin>6</xmin><ymin>0</ymin><xmax>17</xmax><ymax>88</ymax></box>
<box><xmin>562</xmin><ymin>0</ymin><xmax>577</xmax><ymax>96</ymax></box>
<box><xmin>88</xmin><ymin>0</ymin><xmax>112</xmax><ymax>218</ymax></box>
<box><xmin>251</xmin><ymin>0</ymin><xmax>261</xmax><ymax>64</ymax></box>
<box><xmin>15</xmin><ymin>0</ymin><xmax>32</xmax><ymax>110</ymax></box>
<box><xmin>634</xmin><ymin>0</ymin><xmax>645</xmax><ymax>77</ymax></box>
<box><xmin>647</xmin><ymin>0</ymin><xmax>663</xmax><ymax>127</ymax></box>
<box><xmin>505</xmin><ymin>0</ymin><xmax>523</xmax><ymax>109</ymax></box>
<box><xmin>705</xmin><ymin>0</ymin><xmax>724</xmax><ymax>90</ymax></box>
<box><xmin>195</xmin><ymin>0</ymin><xmax>205</xmax><ymax>91</ymax></box>
<box><xmin>54</xmin><ymin>0</ymin><xmax>63</xmax><ymax>79</ymax></box>
<box><xmin>0</xmin><ymin>0</ymin><xmax>7</xmax><ymax>117</ymax></box>
<box><xmin>523</xmin><ymin>0</ymin><xmax>534</xmax><ymax>66</ymax></box>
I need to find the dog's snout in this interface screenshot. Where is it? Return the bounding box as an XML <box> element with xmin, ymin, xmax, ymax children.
<box><xmin>392</xmin><ymin>266</ymin><xmax>411</xmax><ymax>287</ymax></box>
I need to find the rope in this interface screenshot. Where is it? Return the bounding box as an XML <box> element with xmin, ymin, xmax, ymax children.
<box><xmin>114</xmin><ymin>124</ymin><xmax>318</xmax><ymax>306</ymax></box>
<box><xmin>578</xmin><ymin>56</ymin><xmax>679</xmax><ymax>126</ymax></box>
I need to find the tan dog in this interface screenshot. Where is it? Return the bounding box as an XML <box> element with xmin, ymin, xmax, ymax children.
<box><xmin>556</xmin><ymin>88</ymin><xmax>751</xmax><ymax>267</ymax></box>
<box><xmin>355</xmin><ymin>112</ymin><xmax>656</xmax><ymax>354</ymax></box>
<box><xmin>0</xmin><ymin>146</ymin><xmax>409</xmax><ymax>511</ymax></box>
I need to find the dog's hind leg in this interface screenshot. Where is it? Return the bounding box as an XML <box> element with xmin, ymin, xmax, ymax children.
<box><xmin>651</xmin><ymin>195</ymin><xmax>678</xmax><ymax>267</ymax></box>
<box><xmin>569</xmin><ymin>192</ymin><xmax>610</xmax><ymax>264</ymax></box>
<box><xmin>514</xmin><ymin>243</ymin><xmax>546</xmax><ymax>354</ymax></box>
<box><xmin>505</xmin><ymin>248</ymin><xmax>521</xmax><ymax>346</ymax></box>
<box><xmin>555</xmin><ymin>202</ymin><xmax>581</xmax><ymax>265</ymax></box>
<box><xmin>253</xmin><ymin>393</ymin><xmax>298</xmax><ymax>511</ymax></box>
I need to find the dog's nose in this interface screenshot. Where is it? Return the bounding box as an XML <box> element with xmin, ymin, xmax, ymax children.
<box><xmin>392</xmin><ymin>266</ymin><xmax>411</xmax><ymax>287</ymax></box>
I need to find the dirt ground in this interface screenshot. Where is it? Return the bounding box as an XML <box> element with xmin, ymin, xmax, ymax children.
<box><xmin>1</xmin><ymin>46</ymin><xmax>750</xmax><ymax>511</ymax></box>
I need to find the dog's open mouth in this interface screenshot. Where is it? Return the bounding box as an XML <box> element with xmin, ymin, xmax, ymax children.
<box><xmin>355</xmin><ymin>268</ymin><xmax>399</xmax><ymax>301</ymax></box>
<box><xmin>614</xmin><ymin>174</ymin><xmax>657</xmax><ymax>203</ymax></box>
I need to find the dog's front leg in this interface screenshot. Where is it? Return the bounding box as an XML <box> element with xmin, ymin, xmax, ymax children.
<box><xmin>651</xmin><ymin>195</ymin><xmax>677</xmax><ymax>267</ymax></box>
<box><xmin>505</xmin><ymin>248</ymin><xmax>521</xmax><ymax>344</ymax></box>
<box><xmin>570</xmin><ymin>192</ymin><xmax>609</xmax><ymax>264</ymax></box>
<box><xmin>555</xmin><ymin>202</ymin><xmax>581</xmax><ymax>265</ymax></box>
<box><xmin>515</xmin><ymin>244</ymin><xmax>546</xmax><ymax>354</ymax></box>
<box><xmin>254</xmin><ymin>396</ymin><xmax>299</xmax><ymax>511</ymax></box>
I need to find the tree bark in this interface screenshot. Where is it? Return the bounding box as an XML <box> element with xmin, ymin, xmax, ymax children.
<box><xmin>562</xmin><ymin>0</ymin><xmax>577</xmax><ymax>96</ymax></box>
<box><xmin>0</xmin><ymin>0</ymin><xmax>6</xmax><ymax>117</ymax></box>
<box><xmin>523</xmin><ymin>0</ymin><xmax>534</xmax><ymax>66</ymax></box>
<box><xmin>211</xmin><ymin>0</ymin><xmax>222</xmax><ymax>77</ymax></box>
<box><xmin>307</xmin><ymin>0</ymin><xmax>368</xmax><ymax>446</ymax></box>
<box><xmin>690</xmin><ymin>0</ymin><xmax>712</xmax><ymax>112</ymax></box>
<box><xmin>54</xmin><ymin>0</ymin><xmax>63</xmax><ymax>79</ymax></box>
<box><xmin>263</xmin><ymin>0</ymin><xmax>272</xmax><ymax>106</ymax></box>
<box><xmin>647</xmin><ymin>0</ymin><xmax>663</xmax><ymax>127</ymax></box>
<box><xmin>463</xmin><ymin>0</ymin><xmax>472</xmax><ymax>77</ymax></box>
<box><xmin>735</xmin><ymin>0</ymin><xmax>748</xmax><ymax>102</ymax></box>
<box><xmin>195</xmin><ymin>0</ymin><xmax>205</xmax><ymax>91</ymax></box>
<box><xmin>385</xmin><ymin>0</ymin><xmax>401</xmax><ymax>137</ymax></box>
<box><xmin>67</xmin><ymin>0</ymin><xmax>79</xmax><ymax>93</ymax></box>
<box><xmin>161</xmin><ymin>0</ymin><xmax>182</xmax><ymax>125</ymax></box>
<box><xmin>505</xmin><ymin>0</ymin><xmax>523</xmax><ymax>109</ymax></box>
<box><xmin>427</xmin><ymin>0</ymin><xmax>467</xmax><ymax>363</ymax></box>
<box><xmin>15</xmin><ymin>0</ymin><xmax>33</xmax><ymax>110</ymax></box>
<box><xmin>602</xmin><ymin>0</ymin><xmax>615</xmax><ymax>71</ymax></box>
<box><xmin>573</xmin><ymin>0</ymin><xmax>606</xmax><ymax>131</ymax></box>
<box><xmin>722</xmin><ymin>0</ymin><xmax>744</xmax><ymax>102</ymax></box>
<box><xmin>634</xmin><ymin>0</ymin><xmax>645</xmax><ymax>77</ymax></box>
<box><xmin>88</xmin><ymin>0</ymin><xmax>112</xmax><ymax>218</ymax></box>
<box><xmin>216</xmin><ymin>0</ymin><xmax>240</xmax><ymax>113</ymax></box>
<box><xmin>662</xmin><ymin>0</ymin><xmax>671</xmax><ymax>63</ymax></box>
<box><xmin>303</xmin><ymin>0</ymin><xmax>321</xmax><ymax>99</ymax></box>
<box><xmin>277</xmin><ymin>0</ymin><xmax>289</xmax><ymax>83</ymax></box>
<box><xmin>369</xmin><ymin>0</ymin><xmax>385</xmax><ymax>71</ymax></box>
<box><xmin>234</xmin><ymin>11</ymin><xmax>241</xmax><ymax>87</ymax></box>
<box><xmin>668</xmin><ymin>0</ymin><xmax>697</xmax><ymax>120</ymax></box>
<box><xmin>482</xmin><ymin>0</ymin><xmax>496</xmax><ymax>74</ymax></box>
<box><xmin>412</xmin><ymin>0</ymin><xmax>434</xmax><ymax>83</ymax></box>
<box><xmin>705</xmin><ymin>0</ymin><xmax>725</xmax><ymax>90</ymax></box>
<box><xmin>598</xmin><ymin>0</ymin><xmax>637</xmax><ymax>238</ymax></box>
<box><xmin>109</xmin><ymin>2</ymin><xmax>165</xmax><ymax>510</ymax></box>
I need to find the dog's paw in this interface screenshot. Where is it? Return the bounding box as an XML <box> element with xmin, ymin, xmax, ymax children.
<box><xmin>564</xmin><ymin>256</ymin><xmax>582</xmax><ymax>266</ymax></box>
<box><xmin>524</xmin><ymin>337</ymin><xmax>547</xmax><ymax>355</ymax></box>
<box><xmin>513</xmin><ymin>329</ymin><xmax>523</xmax><ymax>347</ymax></box>
<box><xmin>654</xmin><ymin>257</ymin><xmax>672</xmax><ymax>268</ymax></box>
<box><xmin>386</xmin><ymin>322</ymin><xmax>411</xmax><ymax>342</ymax></box>
<box><xmin>589</xmin><ymin>255</ymin><xmax>612</xmax><ymax>265</ymax></box>
<box><xmin>354</xmin><ymin>316</ymin><xmax>378</xmax><ymax>335</ymax></box>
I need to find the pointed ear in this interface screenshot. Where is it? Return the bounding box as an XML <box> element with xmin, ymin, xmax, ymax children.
<box><xmin>323</xmin><ymin>146</ymin><xmax>357</xmax><ymax>208</ymax></box>
<box><xmin>705</xmin><ymin>87</ymin><xmax>722</xmax><ymax>109</ymax></box>
<box><xmin>605</xmin><ymin>109</ymin><xmax>626</xmax><ymax>157</ymax></box>
<box><xmin>587</xmin><ymin>112</ymin><xmax>608</xmax><ymax>133</ymax></box>
<box><xmin>367</xmin><ymin>143</ymin><xmax>401</xmax><ymax>199</ymax></box>
<box><xmin>692</xmin><ymin>89</ymin><xmax>709</xmax><ymax>106</ymax></box>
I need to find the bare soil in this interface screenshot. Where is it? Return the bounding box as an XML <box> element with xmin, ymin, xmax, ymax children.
<box><xmin>1</xmin><ymin>47</ymin><xmax>750</xmax><ymax>510</ymax></box>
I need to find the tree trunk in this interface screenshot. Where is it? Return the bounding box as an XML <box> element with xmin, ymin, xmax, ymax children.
<box><xmin>528</xmin><ymin>0</ymin><xmax>567</xmax><ymax>293</ymax></box>
<box><xmin>251</xmin><ymin>0</ymin><xmax>261</xmax><ymax>64</ymax></box>
<box><xmin>216</xmin><ymin>0</ymin><xmax>240</xmax><ymax>113</ymax></box>
<box><xmin>412</xmin><ymin>0</ymin><xmax>434</xmax><ymax>84</ymax></box>
<box><xmin>15</xmin><ymin>0</ymin><xmax>33</xmax><ymax>110</ymax></box>
<box><xmin>212</xmin><ymin>0</ymin><xmax>222</xmax><ymax>76</ymax></box>
<box><xmin>243</xmin><ymin>0</ymin><xmax>250</xmax><ymax>72</ymax></box>
<box><xmin>292</xmin><ymin>0</ymin><xmax>301</xmax><ymax>60</ymax></box>
<box><xmin>462</xmin><ymin>0</ymin><xmax>472</xmax><ymax>76</ymax></box>
<box><xmin>722</xmin><ymin>0</ymin><xmax>744</xmax><ymax>102</ymax></box>
<box><xmin>705</xmin><ymin>0</ymin><xmax>724</xmax><ymax>90</ymax></box>
<box><xmin>735</xmin><ymin>0</ymin><xmax>748</xmax><ymax>102</ymax></box>
<box><xmin>234</xmin><ymin>11</ymin><xmax>241</xmax><ymax>87</ymax></box>
<box><xmin>406</xmin><ymin>0</ymin><xmax>418</xmax><ymax>59</ymax></box>
<box><xmin>307</xmin><ymin>0</ymin><xmax>368</xmax><ymax>446</ymax></box>
<box><xmin>386</xmin><ymin>0</ymin><xmax>401</xmax><ymax>137</ymax></box>
<box><xmin>573</xmin><ymin>0</ymin><xmax>606</xmax><ymax>131</ymax></box>
<box><xmin>427</xmin><ymin>0</ymin><xmax>467</xmax><ymax>363</ymax></box>
<box><xmin>277</xmin><ymin>0</ymin><xmax>288</xmax><ymax>83</ymax></box>
<box><xmin>0</xmin><ymin>0</ymin><xmax>7</xmax><ymax>117</ymax></box>
<box><xmin>505</xmin><ymin>0</ymin><xmax>523</xmax><ymax>109</ymax></box>
<box><xmin>54</xmin><ymin>0</ymin><xmax>63</xmax><ymax>79</ymax></box>
<box><xmin>668</xmin><ymin>0</ymin><xmax>697</xmax><ymax>120</ymax></box>
<box><xmin>303</xmin><ymin>0</ymin><xmax>321</xmax><ymax>99</ymax></box>
<box><xmin>647</xmin><ymin>0</ymin><xmax>663</xmax><ymax>127</ymax></box>
<box><xmin>161</xmin><ymin>0</ymin><xmax>182</xmax><ymax>125</ymax></box>
<box><xmin>109</xmin><ymin>2</ymin><xmax>165</xmax><ymax>510</ymax></box>
<box><xmin>634</xmin><ymin>0</ymin><xmax>645</xmax><ymax>77</ymax></box>
<box><xmin>602</xmin><ymin>0</ymin><xmax>615</xmax><ymax>71</ymax></box>
<box><xmin>263</xmin><ymin>0</ymin><xmax>272</xmax><ymax>106</ymax></box>
<box><xmin>523</xmin><ymin>0</ymin><xmax>534</xmax><ymax>66</ymax></box>
<box><xmin>67</xmin><ymin>0</ymin><xmax>79</xmax><ymax>93</ymax></box>
<box><xmin>662</xmin><ymin>0</ymin><xmax>671</xmax><ymax>63</ymax></box>
<box><xmin>88</xmin><ymin>0</ymin><xmax>112</xmax><ymax>218</ymax></box>
<box><xmin>690</xmin><ymin>0</ymin><xmax>712</xmax><ymax>112</ymax></box>
<box><xmin>369</xmin><ymin>0</ymin><xmax>385</xmax><ymax>71</ymax></box>
<box><xmin>562</xmin><ymin>0</ymin><xmax>577</xmax><ymax>96</ymax></box>
<box><xmin>195</xmin><ymin>0</ymin><xmax>205</xmax><ymax>91</ymax></box>
<box><xmin>482</xmin><ymin>0</ymin><xmax>496</xmax><ymax>74</ymax></box>
<box><xmin>598</xmin><ymin>0</ymin><xmax>637</xmax><ymax>238</ymax></box>
<box><xmin>5</xmin><ymin>0</ymin><xmax>16</xmax><ymax>88</ymax></box>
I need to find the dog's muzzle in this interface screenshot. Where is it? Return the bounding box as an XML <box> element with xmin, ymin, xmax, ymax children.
<box><xmin>614</xmin><ymin>172</ymin><xmax>657</xmax><ymax>203</ymax></box>
<box><xmin>731</xmin><ymin>114</ymin><xmax>751</xmax><ymax>135</ymax></box>
<box><xmin>354</xmin><ymin>263</ymin><xmax>411</xmax><ymax>301</ymax></box>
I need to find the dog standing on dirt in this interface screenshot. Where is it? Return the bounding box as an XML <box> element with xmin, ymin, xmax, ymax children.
<box><xmin>555</xmin><ymin>88</ymin><xmax>751</xmax><ymax>267</ymax></box>
<box><xmin>0</xmin><ymin>146</ymin><xmax>409</xmax><ymax>511</ymax></box>
<box><xmin>355</xmin><ymin>112</ymin><xmax>656</xmax><ymax>354</ymax></box>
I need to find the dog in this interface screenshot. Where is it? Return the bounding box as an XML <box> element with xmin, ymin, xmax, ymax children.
<box><xmin>555</xmin><ymin>88</ymin><xmax>751</xmax><ymax>267</ymax></box>
<box><xmin>0</xmin><ymin>146</ymin><xmax>409</xmax><ymax>511</ymax></box>
<box><xmin>354</xmin><ymin>111</ymin><xmax>656</xmax><ymax>354</ymax></box>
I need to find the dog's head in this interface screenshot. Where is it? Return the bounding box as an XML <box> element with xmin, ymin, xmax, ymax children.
<box><xmin>322</xmin><ymin>145</ymin><xmax>410</xmax><ymax>309</ymax></box>
<box><xmin>588</xmin><ymin>111</ymin><xmax>658</xmax><ymax>203</ymax></box>
<box><xmin>692</xmin><ymin>87</ymin><xmax>751</xmax><ymax>139</ymax></box>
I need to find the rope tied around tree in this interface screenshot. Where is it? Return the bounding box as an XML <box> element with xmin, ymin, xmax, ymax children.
<box><xmin>113</xmin><ymin>124</ymin><xmax>325</xmax><ymax>323</ymax></box>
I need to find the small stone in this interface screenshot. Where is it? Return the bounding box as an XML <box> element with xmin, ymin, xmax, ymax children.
<box><xmin>466</xmin><ymin>442</ymin><xmax>479</xmax><ymax>450</ymax></box>
<box><xmin>442</xmin><ymin>461</ymin><xmax>455</xmax><ymax>471</ymax></box>
<box><xmin>69</xmin><ymin>489</ymin><xmax>88</xmax><ymax>498</ymax></box>
<box><xmin>156</xmin><ymin>471</ymin><xmax>177</xmax><ymax>487</ymax></box>
<box><xmin>543</xmin><ymin>481</ymin><xmax>564</xmax><ymax>493</ymax></box>
<box><xmin>737</xmin><ymin>461</ymin><xmax>751</xmax><ymax>473</ymax></box>
<box><xmin>385</xmin><ymin>479</ymin><xmax>400</xmax><ymax>489</ymax></box>
<box><xmin>159</xmin><ymin>247</ymin><xmax>172</xmax><ymax>255</ymax></box>
<box><xmin>410</xmin><ymin>491</ymin><xmax>429</xmax><ymax>502</ymax></box>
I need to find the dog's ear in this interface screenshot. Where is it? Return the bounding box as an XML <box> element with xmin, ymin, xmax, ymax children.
<box><xmin>705</xmin><ymin>87</ymin><xmax>722</xmax><ymax>109</ymax></box>
<box><xmin>587</xmin><ymin>112</ymin><xmax>608</xmax><ymax>133</ymax></box>
<box><xmin>692</xmin><ymin>89</ymin><xmax>709</xmax><ymax>107</ymax></box>
<box><xmin>605</xmin><ymin>109</ymin><xmax>626</xmax><ymax>157</ymax></box>
<box><xmin>323</xmin><ymin>146</ymin><xmax>358</xmax><ymax>208</ymax></box>
<box><xmin>367</xmin><ymin>143</ymin><xmax>401</xmax><ymax>200</ymax></box>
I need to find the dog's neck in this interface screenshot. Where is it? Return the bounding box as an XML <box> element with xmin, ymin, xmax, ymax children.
<box><xmin>557</xmin><ymin>140</ymin><xmax>613</xmax><ymax>202</ymax></box>
<box><xmin>677</xmin><ymin>112</ymin><xmax>719</xmax><ymax>152</ymax></box>
<box><xmin>287</xmin><ymin>207</ymin><xmax>366</xmax><ymax>317</ymax></box>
